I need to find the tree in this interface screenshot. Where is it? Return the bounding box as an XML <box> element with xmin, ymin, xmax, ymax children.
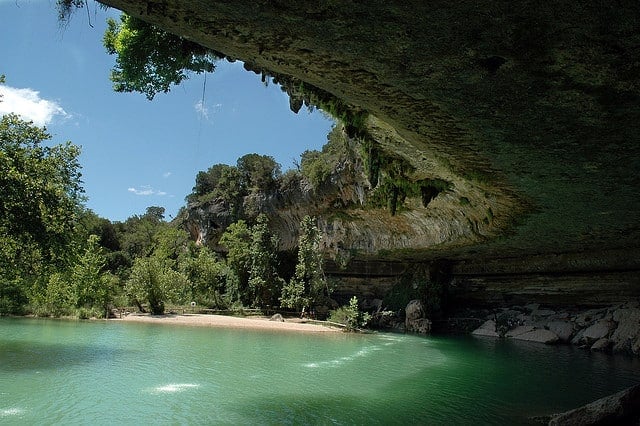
<box><xmin>152</xmin><ymin>225</ymin><xmax>190</xmax><ymax>266</ymax></box>
<box><xmin>248</xmin><ymin>214</ymin><xmax>283</xmax><ymax>307</ymax></box>
<box><xmin>126</xmin><ymin>256</ymin><xmax>183</xmax><ymax>315</ymax></box>
<box><xmin>144</xmin><ymin>206</ymin><xmax>165</xmax><ymax>221</ymax></box>
<box><xmin>179</xmin><ymin>247</ymin><xmax>228</xmax><ymax>307</ymax></box>
<box><xmin>103</xmin><ymin>14</ymin><xmax>220</xmax><ymax>100</ymax></box>
<box><xmin>72</xmin><ymin>235</ymin><xmax>114</xmax><ymax>317</ymax></box>
<box><xmin>281</xmin><ymin>216</ymin><xmax>328</xmax><ymax>311</ymax></box>
<box><xmin>237</xmin><ymin>153</ymin><xmax>281</xmax><ymax>192</ymax></box>
<box><xmin>0</xmin><ymin>113</ymin><xmax>84</xmax><ymax>314</ymax></box>
<box><xmin>219</xmin><ymin>220</ymin><xmax>252</xmax><ymax>305</ymax></box>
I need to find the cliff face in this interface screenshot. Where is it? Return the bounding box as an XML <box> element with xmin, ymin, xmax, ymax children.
<box><xmin>182</xmin><ymin>125</ymin><xmax>509</xmax><ymax>264</ymax></box>
<box><xmin>103</xmin><ymin>0</ymin><xmax>640</xmax><ymax>305</ymax></box>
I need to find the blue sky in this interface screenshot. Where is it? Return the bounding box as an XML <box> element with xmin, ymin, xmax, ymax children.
<box><xmin>0</xmin><ymin>0</ymin><xmax>334</xmax><ymax>221</ymax></box>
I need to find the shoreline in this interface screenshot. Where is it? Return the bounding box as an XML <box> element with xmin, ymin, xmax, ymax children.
<box><xmin>113</xmin><ymin>312</ymin><xmax>344</xmax><ymax>333</ymax></box>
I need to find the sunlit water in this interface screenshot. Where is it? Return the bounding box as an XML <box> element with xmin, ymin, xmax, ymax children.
<box><xmin>1</xmin><ymin>318</ymin><xmax>639</xmax><ymax>425</ymax></box>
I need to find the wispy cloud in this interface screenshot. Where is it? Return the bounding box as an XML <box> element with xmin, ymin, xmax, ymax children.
<box><xmin>163</xmin><ymin>172</ymin><xmax>172</xmax><ymax>178</ymax></box>
<box><xmin>0</xmin><ymin>85</ymin><xmax>68</xmax><ymax>126</ymax></box>
<box><xmin>194</xmin><ymin>100</ymin><xmax>222</xmax><ymax>121</ymax></box>
<box><xmin>194</xmin><ymin>100</ymin><xmax>209</xmax><ymax>120</ymax></box>
<box><xmin>128</xmin><ymin>185</ymin><xmax>167</xmax><ymax>196</ymax></box>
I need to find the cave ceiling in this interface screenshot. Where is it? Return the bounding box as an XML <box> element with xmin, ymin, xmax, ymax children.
<box><xmin>101</xmin><ymin>0</ymin><xmax>640</xmax><ymax>260</ymax></box>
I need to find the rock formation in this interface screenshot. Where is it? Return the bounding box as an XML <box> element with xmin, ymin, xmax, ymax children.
<box><xmin>99</xmin><ymin>1</ymin><xmax>640</xmax><ymax>311</ymax></box>
<box><xmin>548</xmin><ymin>384</ymin><xmax>640</xmax><ymax>425</ymax></box>
<box><xmin>468</xmin><ymin>302</ymin><xmax>640</xmax><ymax>355</ymax></box>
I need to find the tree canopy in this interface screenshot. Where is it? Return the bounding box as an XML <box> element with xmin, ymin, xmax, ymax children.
<box><xmin>0</xmin><ymin>113</ymin><xmax>85</xmax><ymax>313</ymax></box>
<box><xmin>103</xmin><ymin>14</ymin><xmax>221</xmax><ymax>100</ymax></box>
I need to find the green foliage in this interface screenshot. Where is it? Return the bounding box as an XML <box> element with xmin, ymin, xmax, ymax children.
<box><xmin>328</xmin><ymin>296</ymin><xmax>371</xmax><ymax>331</ymax></box>
<box><xmin>248</xmin><ymin>214</ymin><xmax>283</xmax><ymax>307</ymax></box>
<box><xmin>0</xmin><ymin>114</ymin><xmax>84</xmax><ymax>314</ymax></box>
<box><xmin>384</xmin><ymin>263</ymin><xmax>450</xmax><ymax>319</ymax></box>
<box><xmin>126</xmin><ymin>256</ymin><xmax>184</xmax><ymax>314</ymax></box>
<box><xmin>219</xmin><ymin>220</ymin><xmax>252</xmax><ymax>304</ymax></box>
<box><xmin>364</xmin><ymin>141</ymin><xmax>453</xmax><ymax>215</ymax></box>
<box><xmin>103</xmin><ymin>14</ymin><xmax>220</xmax><ymax>100</ymax></box>
<box><xmin>44</xmin><ymin>273</ymin><xmax>74</xmax><ymax>317</ymax></box>
<box><xmin>299</xmin><ymin>125</ymin><xmax>358</xmax><ymax>188</ymax></box>
<box><xmin>291</xmin><ymin>81</ymin><xmax>368</xmax><ymax>136</ymax></box>
<box><xmin>55</xmin><ymin>0</ymin><xmax>85</xmax><ymax>23</ymax></box>
<box><xmin>152</xmin><ymin>226</ymin><xmax>190</xmax><ymax>265</ymax></box>
<box><xmin>180</xmin><ymin>247</ymin><xmax>228</xmax><ymax>308</ymax></box>
<box><xmin>237</xmin><ymin>153</ymin><xmax>281</xmax><ymax>192</ymax></box>
<box><xmin>72</xmin><ymin>235</ymin><xmax>113</xmax><ymax>315</ymax></box>
<box><xmin>280</xmin><ymin>216</ymin><xmax>328</xmax><ymax>311</ymax></box>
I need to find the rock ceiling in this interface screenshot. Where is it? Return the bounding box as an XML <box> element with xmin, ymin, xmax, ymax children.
<box><xmin>101</xmin><ymin>0</ymin><xmax>640</xmax><ymax>259</ymax></box>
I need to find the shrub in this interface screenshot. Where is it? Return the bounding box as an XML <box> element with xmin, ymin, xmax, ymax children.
<box><xmin>328</xmin><ymin>296</ymin><xmax>371</xmax><ymax>331</ymax></box>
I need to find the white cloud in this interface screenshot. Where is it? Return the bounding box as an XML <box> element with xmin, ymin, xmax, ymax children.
<box><xmin>0</xmin><ymin>85</ymin><xmax>68</xmax><ymax>126</ymax></box>
<box><xmin>163</xmin><ymin>172</ymin><xmax>172</xmax><ymax>178</ymax></box>
<box><xmin>194</xmin><ymin>100</ymin><xmax>222</xmax><ymax>120</ymax></box>
<box><xmin>194</xmin><ymin>99</ymin><xmax>209</xmax><ymax>120</ymax></box>
<box><xmin>128</xmin><ymin>185</ymin><xmax>168</xmax><ymax>196</ymax></box>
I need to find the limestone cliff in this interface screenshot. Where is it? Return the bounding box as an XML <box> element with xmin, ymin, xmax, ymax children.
<box><xmin>100</xmin><ymin>0</ymin><xmax>639</xmax><ymax>260</ymax></box>
<box><xmin>100</xmin><ymin>0</ymin><xmax>639</xmax><ymax>307</ymax></box>
<box><xmin>183</xmin><ymin>124</ymin><xmax>512</xmax><ymax>263</ymax></box>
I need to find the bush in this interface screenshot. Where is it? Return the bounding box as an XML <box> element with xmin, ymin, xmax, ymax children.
<box><xmin>328</xmin><ymin>296</ymin><xmax>371</xmax><ymax>331</ymax></box>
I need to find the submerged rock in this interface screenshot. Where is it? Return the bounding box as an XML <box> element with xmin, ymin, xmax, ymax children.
<box><xmin>548</xmin><ymin>384</ymin><xmax>640</xmax><ymax>425</ymax></box>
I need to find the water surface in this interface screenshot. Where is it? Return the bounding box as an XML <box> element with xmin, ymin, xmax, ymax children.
<box><xmin>1</xmin><ymin>318</ymin><xmax>639</xmax><ymax>425</ymax></box>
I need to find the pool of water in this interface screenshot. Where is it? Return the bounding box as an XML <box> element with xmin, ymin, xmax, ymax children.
<box><xmin>1</xmin><ymin>317</ymin><xmax>639</xmax><ymax>425</ymax></box>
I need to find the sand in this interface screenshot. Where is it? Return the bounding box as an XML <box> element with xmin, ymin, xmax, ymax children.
<box><xmin>116</xmin><ymin>313</ymin><xmax>343</xmax><ymax>333</ymax></box>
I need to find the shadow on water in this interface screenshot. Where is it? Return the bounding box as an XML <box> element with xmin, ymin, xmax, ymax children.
<box><xmin>0</xmin><ymin>340</ymin><xmax>129</xmax><ymax>372</ymax></box>
<box><xmin>0</xmin><ymin>318</ymin><xmax>132</xmax><ymax>372</ymax></box>
<box><xmin>226</xmin><ymin>335</ymin><xmax>640</xmax><ymax>426</ymax></box>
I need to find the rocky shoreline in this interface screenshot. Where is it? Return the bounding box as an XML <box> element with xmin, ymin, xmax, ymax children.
<box><xmin>449</xmin><ymin>301</ymin><xmax>640</xmax><ymax>356</ymax></box>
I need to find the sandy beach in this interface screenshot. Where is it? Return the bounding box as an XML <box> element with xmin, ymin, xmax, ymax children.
<box><xmin>116</xmin><ymin>313</ymin><xmax>343</xmax><ymax>333</ymax></box>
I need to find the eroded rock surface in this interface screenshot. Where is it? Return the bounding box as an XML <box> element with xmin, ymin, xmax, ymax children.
<box><xmin>100</xmin><ymin>0</ymin><xmax>640</xmax><ymax>262</ymax></box>
<box><xmin>468</xmin><ymin>302</ymin><xmax>640</xmax><ymax>356</ymax></box>
<box><xmin>548</xmin><ymin>384</ymin><xmax>640</xmax><ymax>426</ymax></box>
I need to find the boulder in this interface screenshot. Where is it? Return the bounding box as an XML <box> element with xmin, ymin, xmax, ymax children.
<box><xmin>532</xmin><ymin>309</ymin><xmax>556</xmax><ymax>317</ymax></box>
<box><xmin>611</xmin><ymin>308</ymin><xmax>640</xmax><ymax>354</ymax></box>
<box><xmin>405</xmin><ymin>300</ymin><xmax>431</xmax><ymax>334</ymax></box>
<box><xmin>574</xmin><ymin>309</ymin><xmax>606</xmax><ymax>328</ymax></box>
<box><xmin>406</xmin><ymin>318</ymin><xmax>432</xmax><ymax>334</ymax></box>
<box><xmin>547</xmin><ymin>321</ymin><xmax>574</xmax><ymax>342</ymax></box>
<box><xmin>590</xmin><ymin>338</ymin><xmax>610</xmax><ymax>352</ymax></box>
<box><xmin>405</xmin><ymin>299</ymin><xmax>425</xmax><ymax>322</ymax></box>
<box><xmin>582</xmin><ymin>320</ymin><xmax>613</xmax><ymax>342</ymax></box>
<box><xmin>512</xmin><ymin>329</ymin><xmax>559</xmax><ymax>344</ymax></box>
<box><xmin>505</xmin><ymin>325</ymin><xmax>535</xmax><ymax>338</ymax></box>
<box><xmin>571</xmin><ymin>328</ymin><xmax>588</xmax><ymax>346</ymax></box>
<box><xmin>472</xmin><ymin>320</ymin><xmax>499</xmax><ymax>337</ymax></box>
<box><xmin>269</xmin><ymin>313</ymin><xmax>285</xmax><ymax>322</ymax></box>
<box><xmin>548</xmin><ymin>384</ymin><xmax>640</xmax><ymax>425</ymax></box>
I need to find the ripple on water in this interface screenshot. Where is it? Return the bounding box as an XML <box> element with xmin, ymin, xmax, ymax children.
<box><xmin>304</xmin><ymin>345</ymin><xmax>383</xmax><ymax>369</ymax></box>
<box><xmin>1</xmin><ymin>408</ymin><xmax>24</xmax><ymax>417</ymax></box>
<box><xmin>150</xmin><ymin>383</ymin><xmax>200</xmax><ymax>394</ymax></box>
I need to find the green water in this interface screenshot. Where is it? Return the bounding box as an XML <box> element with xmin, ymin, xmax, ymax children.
<box><xmin>1</xmin><ymin>318</ymin><xmax>639</xmax><ymax>425</ymax></box>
